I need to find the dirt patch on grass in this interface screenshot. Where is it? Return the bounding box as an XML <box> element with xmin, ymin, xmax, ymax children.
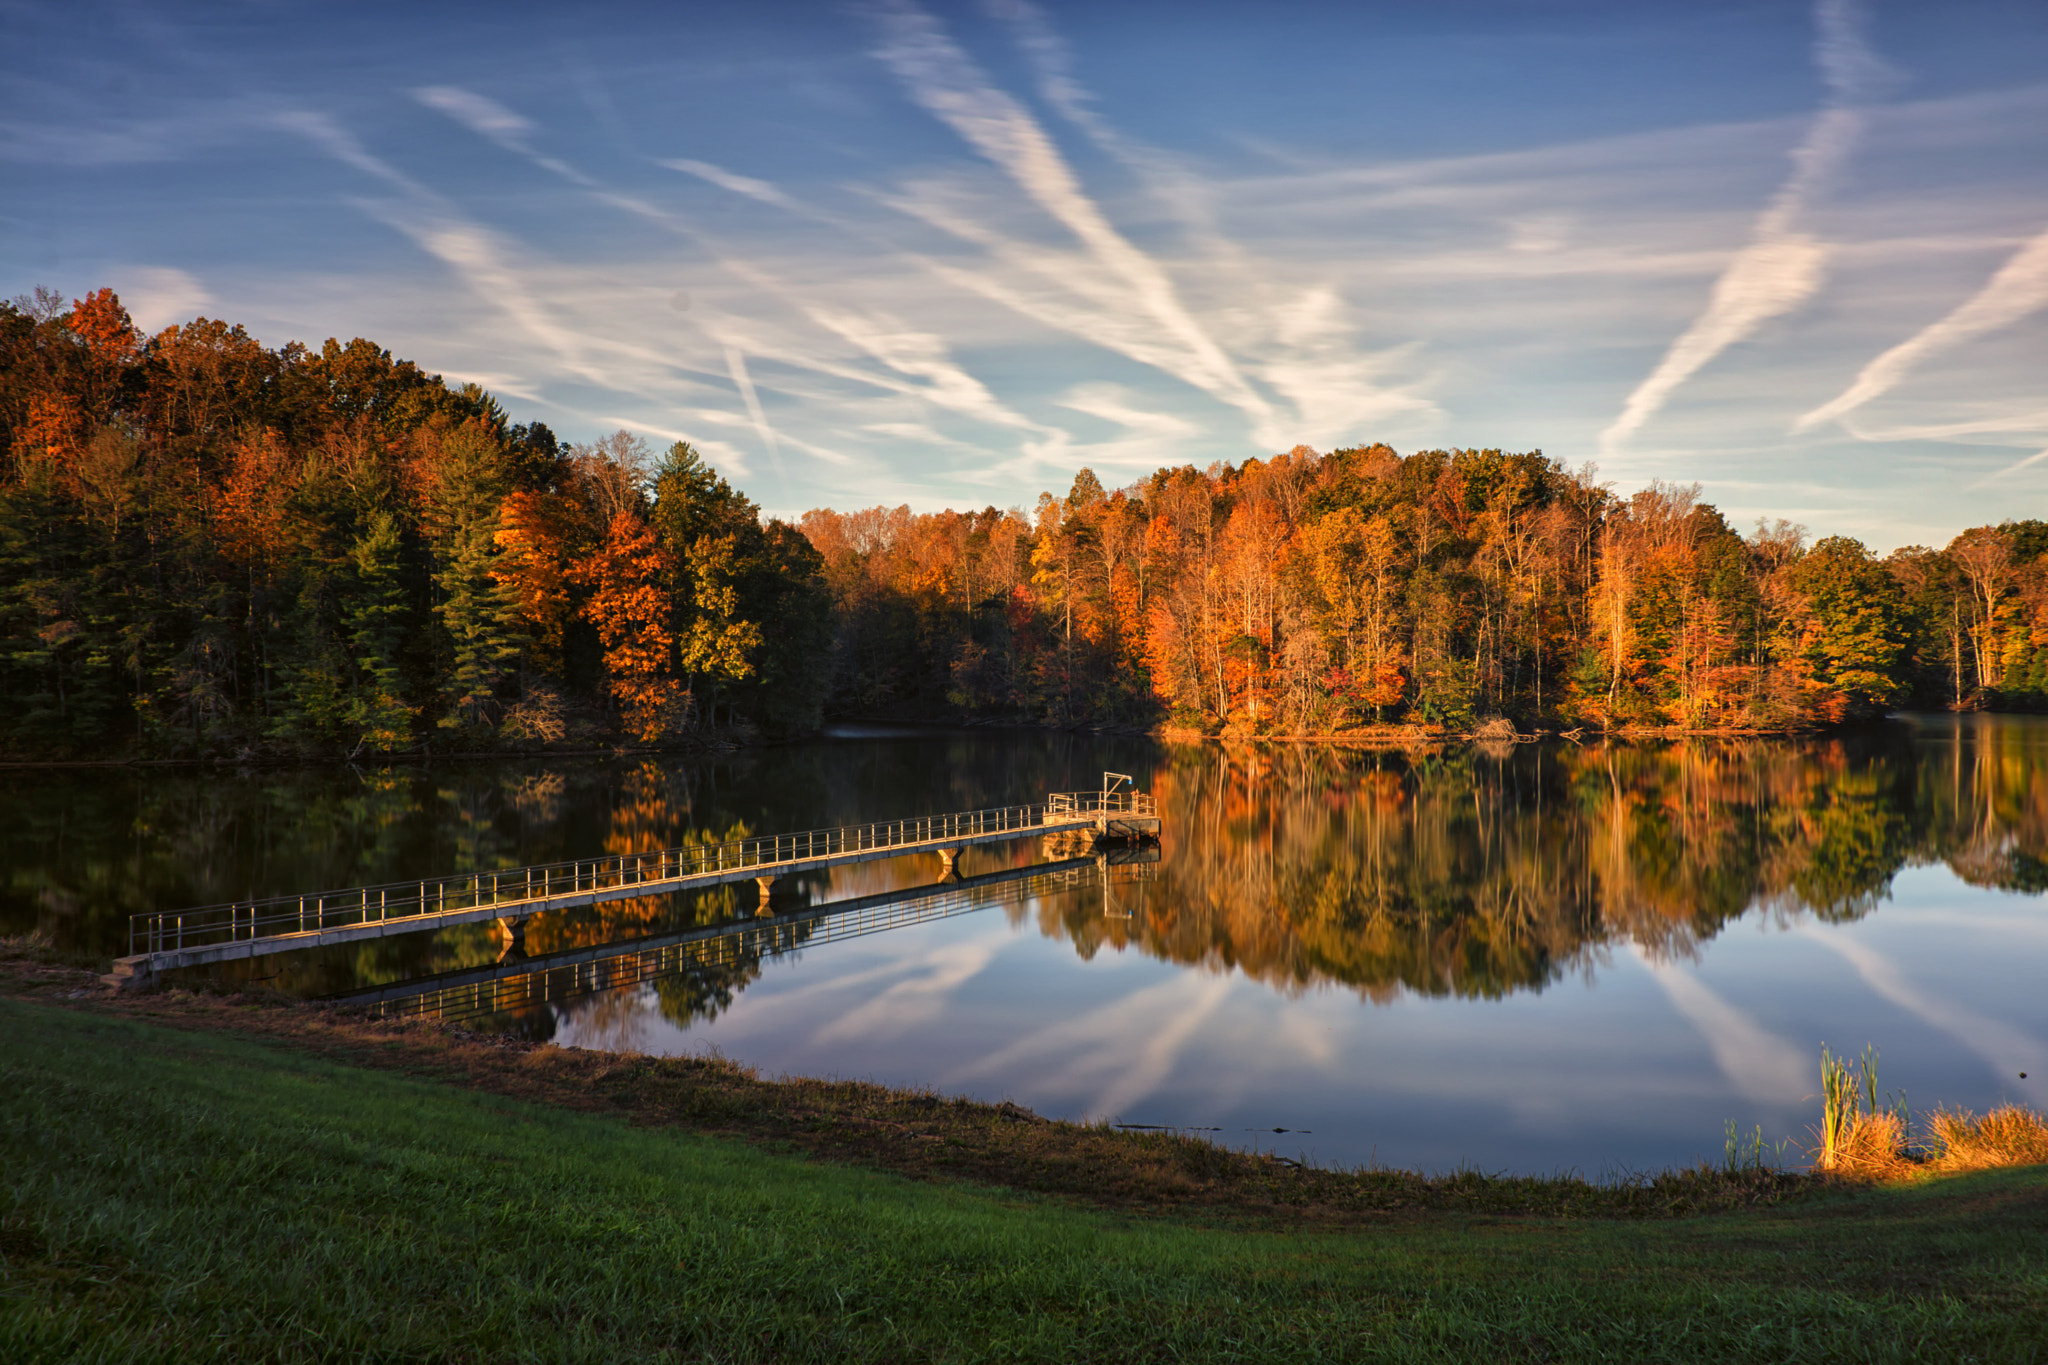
<box><xmin>3</xmin><ymin>952</ymin><xmax>1819</xmax><ymax>1227</ymax></box>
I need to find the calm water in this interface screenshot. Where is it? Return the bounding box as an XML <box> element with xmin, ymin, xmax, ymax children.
<box><xmin>8</xmin><ymin>716</ymin><xmax>2046</xmax><ymax>1175</ymax></box>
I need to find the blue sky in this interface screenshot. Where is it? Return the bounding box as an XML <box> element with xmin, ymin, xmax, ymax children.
<box><xmin>4</xmin><ymin>0</ymin><xmax>2045</xmax><ymax>548</ymax></box>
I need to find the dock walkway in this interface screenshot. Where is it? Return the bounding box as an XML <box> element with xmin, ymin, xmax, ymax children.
<box><xmin>107</xmin><ymin>788</ymin><xmax>1159</xmax><ymax>987</ymax></box>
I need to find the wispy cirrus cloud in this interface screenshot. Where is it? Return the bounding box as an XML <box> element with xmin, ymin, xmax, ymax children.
<box><xmin>660</xmin><ymin>158</ymin><xmax>805</xmax><ymax>214</ymax></box>
<box><xmin>867</xmin><ymin>0</ymin><xmax>1282</xmax><ymax>439</ymax></box>
<box><xmin>806</xmin><ymin>306</ymin><xmax>1055</xmax><ymax>435</ymax></box>
<box><xmin>27</xmin><ymin>0</ymin><xmax>2040</xmax><ymax>537</ymax></box>
<box><xmin>286</xmin><ymin>108</ymin><xmax>712</xmax><ymax>405</ymax></box>
<box><xmin>417</xmin><ymin>85</ymin><xmax>1066</xmax><ymax>478</ymax></box>
<box><xmin>117</xmin><ymin>265</ymin><xmax>212</xmax><ymax>334</ymax></box>
<box><xmin>414</xmin><ymin>85</ymin><xmax>533</xmax><ymax>145</ymax></box>
<box><xmin>721</xmin><ymin>345</ymin><xmax>785</xmax><ymax>487</ymax></box>
<box><xmin>1600</xmin><ymin>0</ymin><xmax>1891</xmax><ymax>455</ymax></box>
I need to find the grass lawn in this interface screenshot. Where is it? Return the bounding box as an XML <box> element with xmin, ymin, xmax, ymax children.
<box><xmin>4</xmin><ymin>997</ymin><xmax>2045</xmax><ymax>1363</ymax></box>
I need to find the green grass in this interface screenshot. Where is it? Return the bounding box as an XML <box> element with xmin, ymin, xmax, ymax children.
<box><xmin>4</xmin><ymin>999</ymin><xmax>2045</xmax><ymax>1363</ymax></box>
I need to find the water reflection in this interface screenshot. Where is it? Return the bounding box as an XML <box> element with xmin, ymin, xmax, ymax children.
<box><xmin>9</xmin><ymin>716</ymin><xmax>2045</xmax><ymax>1171</ymax></box>
<box><xmin>9</xmin><ymin>716</ymin><xmax>2047</xmax><ymax>1011</ymax></box>
<box><xmin>1083</xmin><ymin>716</ymin><xmax>2048</xmax><ymax>1004</ymax></box>
<box><xmin>335</xmin><ymin>856</ymin><xmax>1152</xmax><ymax>1043</ymax></box>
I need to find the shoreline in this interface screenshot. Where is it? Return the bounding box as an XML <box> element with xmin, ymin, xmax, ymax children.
<box><xmin>0</xmin><ymin>709</ymin><xmax>2008</xmax><ymax>770</ymax></box>
<box><xmin>0</xmin><ymin>945</ymin><xmax>1816</xmax><ymax>1223</ymax></box>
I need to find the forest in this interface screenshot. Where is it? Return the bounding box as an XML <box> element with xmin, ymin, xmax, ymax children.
<box><xmin>5</xmin><ymin>287</ymin><xmax>2048</xmax><ymax>759</ymax></box>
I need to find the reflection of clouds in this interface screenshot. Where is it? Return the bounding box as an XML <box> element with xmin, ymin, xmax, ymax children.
<box><xmin>1274</xmin><ymin>1007</ymin><xmax>1339</xmax><ymax>1069</ymax></box>
<box><xmin>556</xmin><ymin>982</ymin><xmax>662</xmax><ymax>1055</ymax></box>
<box><xmin>807</xmin><ymin>934</ymin><xmax>1005</xmax><ymax>1044</ymax></box>
<box><xmin>1632</xmin><ymin>947</ymin><xmax>1809</xmax><ymax>1103</ymax></box>
<box><xmin>1798</xmin><ymin>928</ymin><xmax>2046</xmax><ymax>1081</ymax></box>
<box><xmin>950</xmin><ymin>973</ymin><xmax>1233</xmax><ymax>1119</ymax></box>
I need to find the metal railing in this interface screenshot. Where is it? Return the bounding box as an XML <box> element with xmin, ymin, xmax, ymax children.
<box><xmin>129</xmin><ymin>800</ymin><xmax>1084</xmax><ymax>956</ymax></box>
<box><xmin>1047</xmin><ymin>790</ymin><xmax>1158</xmax><ymax>818</ymax></box>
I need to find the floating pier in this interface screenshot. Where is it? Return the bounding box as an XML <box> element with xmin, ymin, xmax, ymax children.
<box><xmin>105</xmin><ymin>782</ymin><xmax>1160</xmax><ymax>988</ymax></box>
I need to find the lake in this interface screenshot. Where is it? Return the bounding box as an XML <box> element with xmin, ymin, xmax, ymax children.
<box><xmin>8</xmin><ymin>714</ymin><xmax>2045</xmax><ymax>1175</ymax></box>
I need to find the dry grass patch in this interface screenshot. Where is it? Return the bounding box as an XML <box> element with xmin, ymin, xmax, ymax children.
<box><xmin>1811</xmin><ymin>1043</ymin><xmax>2048</xmax><ymax>1183</ymax></box>
<box><xmin>1925</xmin><ymin>1105</ymin><xmax>2048</xmax><ymax>1174</ymax></box>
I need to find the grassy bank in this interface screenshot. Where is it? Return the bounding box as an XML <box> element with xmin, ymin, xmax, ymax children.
<box><xmin>6</xmin><ymin>999</ymin><xmax>2046</xmax><ymax>1363</ymax></box>
<box><xmin>0</xmin><ymin>952</ymin><xmax>1806</xmax><ymax>1224</ymax></box>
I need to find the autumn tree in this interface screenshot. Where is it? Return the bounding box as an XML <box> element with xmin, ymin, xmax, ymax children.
<box><xmin>574</xmin><ymin>510</ymin><xmax>679</xmax><ymax>741</ymax></box>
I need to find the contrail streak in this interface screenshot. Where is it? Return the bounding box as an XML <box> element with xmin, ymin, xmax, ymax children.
<box><xmin>1965</xmin><ymin>443</ymin><xmax>2048</xmax><ymax>492</ymax></box>
<box><xmin>723</xmin><ymin>345</ymin><xmax>787</xmax><ymax>488</ymax></box>
<box><xmin>1600</xmin><ymin>0</ymin><xmax>1884</xmax><ymax>455</ymax></box>
<box><xmin>1795</xmin><ymin>223</ymin><xmax>2048</xmax><ymax>433</ymax></box>
<box><xmin>869</xmin><ymin>0</ymin><xmax>1276</xmax><ymax>433</ymax></box>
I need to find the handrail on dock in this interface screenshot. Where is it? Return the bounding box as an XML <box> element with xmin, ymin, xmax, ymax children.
<box><xmin>1047</xmin><ymin>790</ymin><xmax>1157</xmax><ymax>818</ymax></box>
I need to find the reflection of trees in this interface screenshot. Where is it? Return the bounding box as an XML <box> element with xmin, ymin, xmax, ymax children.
<box><xmin>1912</xmin><ymin>715</ymin><xmax>2048</xmax><ymax>892</ymax></box>
<box><xmin>12</xmin><ymin>726</ymin><xmax>1123</xmax><ymax>959</ymax></box>
<box><xmin>518</xmin><ymin>761</ymin><xmax>761</xmax><ymax>956</ymax></box>
<box><xmin>652</xmin><ymin>953</ymin><xmax>765</xmax><ymax>1028</ymax></box>
<box><xmin>553</xmin><ymin>918</ymin><xmax>812</xmax><ymax>1032</ymax></box>
<box><xmin>20</xmin><ymin>719</ymin><xmax>2048</xmax><ymax>1017</ymax></box>
<box><xmin>1041</xmin><ymin>723</ymin><xmax>2044</xmax><ymax>1003</ymax></box>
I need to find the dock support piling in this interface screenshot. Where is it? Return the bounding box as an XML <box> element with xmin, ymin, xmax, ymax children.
<box><xmin>493</xmin><ymin>915</ymin><xmax>530</xmax><ymax>962</ymax></box>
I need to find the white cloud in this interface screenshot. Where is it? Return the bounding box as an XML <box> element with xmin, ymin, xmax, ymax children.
<box><xmin>1055</xmin><ymin>383</ymin><xmax>1202</xmax><ymax>437</ymax></box>
<box><xmin>868</xmin><ymin>0</ymin><xmax>1279</xmax><ymax>436</ymax></box>
<box><xmin>413</xmin><ymin>86</ymin><xmax>535</xmax><ymax>146</ymax></box>
<box><xmin>807</xmin><ymin>306</ymin><xmax>1050</xmax><ymax>434</ymax></box>
<box><xmin>1966</xmin><ymin>445</ymin><xmax>2048</xmax><ymax>491</ymax></box>
<box><xmin>55</xmin><ymin>3</ymin><xmax>2029</xmax><ymax>541</ymax></box>
<box><xmin>722</xmin><ymin>345</ymin><xmax>787</xmax><ymax>486</ymax></box>
<box><xmin>118</xmin><ymin>266</ymin><xmax>212</xmax><ymax>333</ymax></box>
<box><xmin>662</xmin><ymin>158</ymin><xmax>803</xmax><ymax>212</ymax></box>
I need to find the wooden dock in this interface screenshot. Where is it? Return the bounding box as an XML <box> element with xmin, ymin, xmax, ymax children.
<box><xmin>105</xmin><ymin>786</ymin><xmax>1160</xmax><ymax>988</ymax></box>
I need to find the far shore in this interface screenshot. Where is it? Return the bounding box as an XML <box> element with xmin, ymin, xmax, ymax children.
<box><xmin>5</xmin><ymin>705</ymin><xmax>2030</xmax><ymax>770</ymax></box>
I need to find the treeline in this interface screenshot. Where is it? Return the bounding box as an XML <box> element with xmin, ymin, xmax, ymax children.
<box><xmin>806</xmin><ymin>450</ymin><xmax>2048</xmax><ymax>733</ymax></box>
<box><xmin>7</xmin><ymin>287</ymin><xmax>2048</xmax><ymax>758</ymax></box>
<box><xmin>0</xmin><ymin>288</ymin><xmax>830</xmax><ymax>758</ymax></box>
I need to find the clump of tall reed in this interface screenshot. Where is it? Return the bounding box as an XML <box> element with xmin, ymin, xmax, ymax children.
<box><xmin>1813</xmin><ymin>1043</ymin><xmax>1910</xmax><ymax>1178</ymax></box>
<box><xmin>1810</xmin><ymin>1043</ymin><xmax>2048</xmax><ymax>1182</ymax></box>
